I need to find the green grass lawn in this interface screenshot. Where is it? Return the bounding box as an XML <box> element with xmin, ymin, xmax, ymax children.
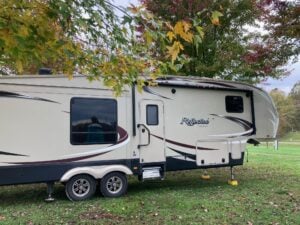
<box><xmin>0</xmin><ymin>144</ymin><xmax>299</xmax><ymax>225</ymax></box>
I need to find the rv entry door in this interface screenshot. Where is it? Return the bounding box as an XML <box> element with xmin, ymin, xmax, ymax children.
<box><xmin>138</xmin><ymin>100</ymin><xmax>165</xmax><ymax>164</ymax></box>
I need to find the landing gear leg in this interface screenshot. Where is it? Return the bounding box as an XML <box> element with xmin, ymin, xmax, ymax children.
<box><xmin>228</xmin><ymin>167</ymin><xmax>238</xmax><ymax>186</ymax></box>
<box><xmin>45</xmin><ymin>182</ymin><xmax>55</xmax><ymax>202</ymax></box>
<box><xmin>201</xmin><ymin>170</ymin><xmax>211</xmax><ymax>180</ymax></box>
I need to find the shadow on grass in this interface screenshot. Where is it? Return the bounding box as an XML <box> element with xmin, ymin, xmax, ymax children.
<box><xmin>0</xmin><ymin>184</ymin><xmax>67</xmax><ymax>206</ymax></box>
<box><xmin>0</xmin><ymin>170</ymin><xmax>231</xmax><ymax>206</ymax></box>
<box><xmin>127</xmin><ymin>174</ymin><xmax>228</xmax><ymax>195</ymax></box>
<box><xmin>1</xmin><ymin>166</ymin><xmax>293</xmax><ymax>206</ymax></box>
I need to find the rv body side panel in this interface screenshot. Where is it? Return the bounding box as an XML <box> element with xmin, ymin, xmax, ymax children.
<box><xmin>217</xmin><ymin>81</ymin><xmax>278</xmax><ymax>139</ymax></box>
<box><xmin>0</xmin><ymin>160</ymin><xmax>133</xmax><ymax>185</ymax></box>
<box><xmin>252</xmin><ymin>89</ymin><xmax>278</xmax><ymax>139</ymax></box>
<box><xmin>0</xmin><ymin>77</ymin><xmax>133</xmax><ymax>185</ymax></box>
<box><xmin>137</xmin><ymin>85</ymin><xmax>253</xmax><ymax>171</ymax></box>
<box><xmin>0</xmin><ymin>75</ymin><xmax>278</xmax><ymax>187</ymax></box>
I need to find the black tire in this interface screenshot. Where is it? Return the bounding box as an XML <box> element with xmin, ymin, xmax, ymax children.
<box><xmin>65</xmin><ymin>174</ymin><xmax>97</xmax><ymax>201</ymax></box>
<box><xmin>100</xmin><ymin>172</ymin><xmax>128</xmax><ymax>197</ymax></box>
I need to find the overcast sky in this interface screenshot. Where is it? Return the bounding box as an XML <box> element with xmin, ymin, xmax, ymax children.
<box><xmin>116</xmin><ymin>0</ymin><xmax>299</xmax><ymax>94</ymax></box>
<box><xmin>261</xmin><ymin>61</ymin><xmax>300</xmax><ymax>94</ymax></box>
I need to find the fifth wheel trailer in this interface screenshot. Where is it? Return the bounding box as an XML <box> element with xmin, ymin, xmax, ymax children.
<box><xmin>0</xmin><ymin>75</ymin><xmax>278</xmax><ymax>201</ymax></box>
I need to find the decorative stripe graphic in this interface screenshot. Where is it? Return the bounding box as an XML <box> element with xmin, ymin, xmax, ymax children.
<box><xmin>168</xmin><ymin>147</ymin><xmax>196</xmax><ymax>160</ymax></box>
<box><xmin>143</xmin><ymin>86</ymin><xmax>172</xmax><ymax>100</ymax></box>
<box><xmin>117</xmin><ymin>126</ymin><xmax>129</xmax><ymax>143</ymax></box>
<box><xmin>0</xmin><ymin>151</ymin><xmax>28</xmax><ymax>157</ymax></box>
<box><xmin>151</xmin><ymin>134</ymin><xmax>218</xmax><ymax>150</ymax></box>
<box><xmin>210</xmin><ymin>114</ymin><xmax>252</xmax><ymax>130</ymax></box>
<box><xmin>0</xmin><ymin>91</ymin><xmax>60</xmax><ymax>104</ymax></box>
<box><xmin>6</xmin><ymin>150</ymin><xmax>112</xmax><ymax>165</ymax></box>
<box><xmin>209</xmin><ymin>129</ymin><xmax>253</xmax><ymax>138</ymax></box>
<box><xmin>210</xmin><ymin>114</ymin><xmax>253</xmax><ymax>137</ymax></box>
<box><xmin>4</xmin><ymin>126</ymin><xmax>129</xmax><ymax>165</ymax></box>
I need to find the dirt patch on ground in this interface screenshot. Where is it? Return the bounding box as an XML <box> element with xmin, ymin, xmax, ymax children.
<box><xmin>79</xmin><ymin>210</ymin><xmax>124</xmax><ymax>222</ymax></box>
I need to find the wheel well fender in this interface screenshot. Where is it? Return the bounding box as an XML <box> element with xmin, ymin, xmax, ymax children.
<box><xmin>60</xmin><ymin>165</ymin><xmax>133</xmax><ymax>182</ymax></box>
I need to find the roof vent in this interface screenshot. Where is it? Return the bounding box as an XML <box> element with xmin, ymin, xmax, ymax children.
<box><xmin>39</xmin><ymin>68</ymin><xmax>52</xmax><ymax>75</ymax></box>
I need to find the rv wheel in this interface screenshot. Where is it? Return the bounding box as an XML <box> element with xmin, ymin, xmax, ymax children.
<box><xmin>65</xmin><ymin>174</ymin><xmax>97</xmax><ymax>201</ymax></box>
<box><xmin>100</xmin><ymin>172</ymin><xmax>128</xmax><ymax>197</ymax></box>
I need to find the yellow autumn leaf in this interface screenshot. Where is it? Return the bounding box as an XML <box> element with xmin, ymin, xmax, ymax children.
<box><xmin>174</xmin><ymin>21</ymin><xmax>184</xmax><ymax>35</ymax></box>
<box><xmin>127</xmin><ymin>4</ymin><xmax>143</xmax><ymax>14</ymax></box>
<box><xmin>182</xmin><ymin>32</ymin><xmax>193</xmax><ymax>43</ymax></box>
<box><xmin>174</xmin><ymin>21</ymin><xmax>193</xmax><ymax>43</ymax></box>
<box><xmin>105</xmin><ymin>79</ymin><xmax>117</xmax><ymax>87</ymax></box>
<box><xmin>67</xmin><ymin>72</ymin><xmax>73</xmax><ymax>80</ymax></box>
<box><xmin>0</xmin><ymin>29</ymin><xmax>16</xmax><ymax>47</ymax></box>
<box><xmin>211</xmin><ymin>10</ymin><xmax>223</xmax><ymax>26</ymax></box>
<box><xmin>211</xmin><ymin>18</ymin><xmax>219</xmax><ymax>25</ymax></box>
<box><xmin>144</xmin><ymin>11</ymin><xmax>154</xmax><ymax>20</ymax></box>
<box><xmin>15</xmin><ymin>60</ymin><xmax>23</xmax><ymax>73</ymax></box>
<box><xmin>144</xmin><ymin>30</ymin><xmax>153</xmax><ymax>45</ymax></box>
<box><xmin>136</xmin><ymin>79</ymin><xmax>145</xmax><ymax>93</ymax></box>
<box><xmin>165</xmin><ymin>22</ymin><xmax>174</xmax><ymax>31</ymax></box>
<box><xmin>19</xmin><ymin>26</ymin><xmax>29</xmax><ymax>36</ymax></box>
<box><xmin>182</xmin><ymin>21</ymin><xmax>191</xmax><ymax>33</ymax></box>
<box><xmin>166</xmin><ymin>41</ymin><xmax>184</xmax><ymax>63</ymax></box>
<box><xmin>167</xmin><ymin>31</ymin><xmax>176</xmax><ymax>42</ymax></box>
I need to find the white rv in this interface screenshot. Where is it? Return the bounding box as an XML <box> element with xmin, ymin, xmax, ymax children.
<box><xmin>0</xmin><ymin>75</ymin><xmax>278</xmax><ymax>201</ymax></box>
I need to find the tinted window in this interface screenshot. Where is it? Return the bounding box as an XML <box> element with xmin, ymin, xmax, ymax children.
<box><xmin>225</xmin><ymin>96</ymin><xmax>244</xmax><ymax>113</ymax></box>
<box><xmin>71</xmin><ymin>98</ymin><xmax>117</xmax><ymax>145</ymax></box>
<box><xmin>146</xmin><ymin>105</ymin><xmax>158</xmax><ymax>125</ymax></box>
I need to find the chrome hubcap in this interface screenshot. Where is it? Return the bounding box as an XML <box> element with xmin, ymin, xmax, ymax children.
<box><xmin>72</xmin><ymin>178</ymin><xmax>90</xmax><ymax>197</ymax></box>
<box><xmin>106</xmin><ymin>176</ymin><xmax>123</xmax><ymax>194</ymax></box>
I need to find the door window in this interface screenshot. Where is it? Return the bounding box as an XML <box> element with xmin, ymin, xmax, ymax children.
<box><xmin>146</xmin><ymin>105</ymin><xmax>159</xmax><ymax>125</ymax></box>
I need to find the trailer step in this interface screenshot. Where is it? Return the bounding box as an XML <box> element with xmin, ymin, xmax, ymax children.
<box><xmin>142</xmin><ymin>167</ymin><xmax>162</xmax><ymax>180</ymax></box>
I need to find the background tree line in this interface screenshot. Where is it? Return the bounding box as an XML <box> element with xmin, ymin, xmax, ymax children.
<box><xmin>140</xmin><ymin>0</ymin><xmax>299</xmax><ymax>83</ymax></box>
<box><xmin>1</xmin><ymin>0</ymin><xmax>299</xmax><ymax>89</ymax></box>
<box><xmin>270</xmin><ymin>81</ymin><xmax>300</xmax><ymax>137</ymax></box>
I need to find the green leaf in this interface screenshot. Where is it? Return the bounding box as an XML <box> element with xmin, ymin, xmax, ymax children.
<box><xmin>193</xmin><ymin>35</ymin><xmax>202</xmax><ymax>56</ymax></box>
<box><xmin>196</xmin><ymin>26</ymin><xmax>204</xmax><ymax>39</ymax></box>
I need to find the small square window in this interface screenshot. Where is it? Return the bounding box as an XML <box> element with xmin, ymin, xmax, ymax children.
<box><xmin>225</xmin><ymin>96</ymin><xmax>244</xmax><ymax>113</ymax></box>
<box><xmin>146</xmin><ymin>105</ymin><xmax>159</xmax><ymax>125</ymax></box>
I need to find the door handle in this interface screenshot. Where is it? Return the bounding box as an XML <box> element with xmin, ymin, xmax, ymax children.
<box><xmin>137</xmin><ymin>124</ymin><xmax>150</xmax><ymax>149</ymax></box>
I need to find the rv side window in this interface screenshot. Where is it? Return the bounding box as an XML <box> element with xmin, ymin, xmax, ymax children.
<box><xmin>70</xmin><ymin>98</ymin><xmax>118</xmax><ymax>145</ymax></box>
<box><xmin>225</xmin><ymin>96</ymin><xmax>244</xmax><ymax>113</ymax></box>
<box><xmin>146</xmin><ymin>105</ymin><xmax>159</xmax><ymax>125</ymax></box>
